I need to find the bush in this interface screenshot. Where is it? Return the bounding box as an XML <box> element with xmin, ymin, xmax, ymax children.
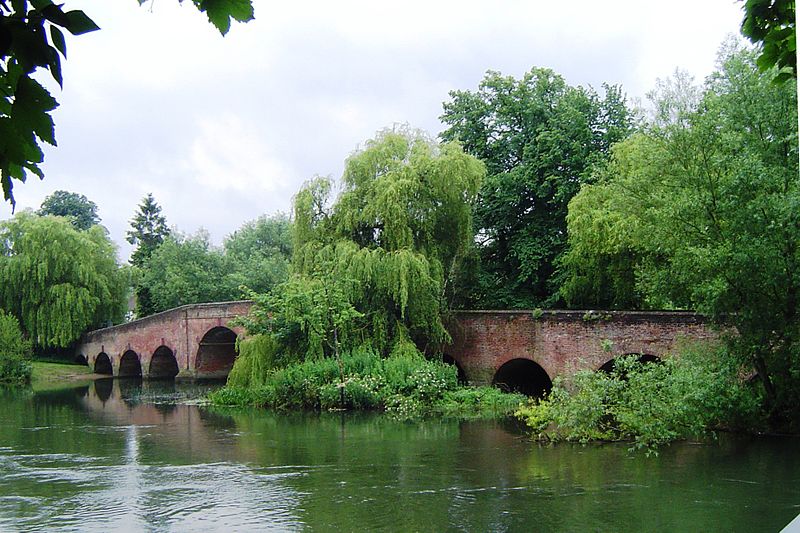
<box><xmin>0</xmin><ymin>310</ymin><xmax>32</xmax><ymax>384</ymax></box>
<box><xmin>211</xmin><ymin>347</ymin><xmax>522</xmax><ymax>420</ymax></box>
<box><xmin>516</xmin><ymin>347</ymin><xmax>763</xmax><ymax>451</ymax></box>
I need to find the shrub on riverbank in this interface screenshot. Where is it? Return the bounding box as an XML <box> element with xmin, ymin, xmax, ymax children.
<box><xmin>210</xmin><ymin>347</ymin><xmax>525</xmax><ymax>419</ymax></box>
<box><xmin>516</xmin><ymin>346</ymin><xmax>763</xmax><ymax>450</ymax></box>
<box><xmin>0</xmin><ymin>310</ymin><xmax>32</xmax><ymax>384</ymax></box>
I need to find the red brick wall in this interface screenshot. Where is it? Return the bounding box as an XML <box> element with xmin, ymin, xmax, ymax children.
<box><xmin>78</xmin><ymin>303</ymin><xmax>719</xmax><ymax>384</ymax></box>
<box><xmin>446</xmin><ymin>310</ymin><xmax>720</xmax><ymax>385</ymax></box>
<box><xmin>76</xmin><ymin>301</ymin><xmax>252</xmax><ymax>379</ymax></box>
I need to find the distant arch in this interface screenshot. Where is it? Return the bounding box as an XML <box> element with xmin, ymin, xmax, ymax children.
<box><xmin>598</xmin><ymin>353</ymin><xmax>661</xmax><ymax>373</ymax></box>
<box><xmin>119</xmin><ymin>350</ymin><xmax>142</xmax><ymax>377</ymax></box>
<box><xmin>442</xmin><ymin>354</ymin><xmax>468</xmax><ymax>384</ymax></box>
<box><xmin>95</xmin><ymin>352</ymin><xmax>112</xmax><ymax>375</ymax></box>
<box><xmin>195</xmin><ymin>326</ymin><xmax>238</xmax><ymax>378</ymax></box>
<box><xmin>149</xmin><ymin>346</ymin><xmax>179</xmax><ymax>379</ymax></box>
<box><xmin>492</xmin><ymin>358</ymin><xmax>552</xmax><ymax>398</ymax></box>
<box><xmin>75</xmin><ymin>354</ymin><xmax>88</xmax><ymax>366</ymax></box>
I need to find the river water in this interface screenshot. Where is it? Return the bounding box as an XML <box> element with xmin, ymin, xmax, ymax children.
<box><xmin>0</xmin><ymin>379</ymin><xmax>797</xmax><ymax>532</ymax></box>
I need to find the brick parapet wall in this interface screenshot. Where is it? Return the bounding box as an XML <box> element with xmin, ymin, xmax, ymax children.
<box><xmin>447</xmin><ymin>310</ymin><xmax>720</xmax><ymax>385</ymax></box>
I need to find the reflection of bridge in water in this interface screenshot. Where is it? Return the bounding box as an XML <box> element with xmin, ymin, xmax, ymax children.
<box><xmin>76</xmin><ymin>302</ymin><xmax>719</xmax><ymax>397</ymax></box>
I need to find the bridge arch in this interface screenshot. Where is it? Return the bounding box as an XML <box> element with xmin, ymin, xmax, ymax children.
<box><xmin>95</xmin><ymin>352</ymin><xmax>112</xmax><ymax>375</ymax></box>
<box><xmin>492</xmin><ymin>358</ymin><xmax>552</xmax><ymax>398</ymax></box>
<box><xmin>195</xmin><ymin>326</ymin><xmax>238</xmax><ymax>378</ymax></box>
<box><xmin>119</xmin><ymin>350</ymin><xmax>142</xmax><ymax>377</ymax></box>
<box><xmin>442</xmin><ymin>354</ymin><xmax>467</xmax><ymax>384</ymax></box>
<box><xmin>598</xmin><ymin>353</ymin><xmax>661</xmax><ymax>373</ymax></box>
<box><xmin>149</xmin><ymin>346</ymin><xmax>179</xmax><ymax>379</ymax></box>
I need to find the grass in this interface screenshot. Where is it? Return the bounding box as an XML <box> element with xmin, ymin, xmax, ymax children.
<box><xmin>30</xmin><ymin>361</ymin><xmax>96</xmax><ymax>391</ymax></box>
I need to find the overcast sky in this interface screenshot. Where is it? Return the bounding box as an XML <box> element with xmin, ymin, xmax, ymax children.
<box><xmin>2</xmin><ymin>0</ymin><xmax>745</xmax><ymax>260</ymax></box>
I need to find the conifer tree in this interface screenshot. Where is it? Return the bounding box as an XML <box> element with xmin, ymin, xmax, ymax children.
<box><xmin>126</xmin><ymin>193</ymin><xmax>170</xmax><ymax>268</ymax></box>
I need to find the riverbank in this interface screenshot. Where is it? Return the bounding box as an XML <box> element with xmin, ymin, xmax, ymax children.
<box><xmin>30</xmin><ymin>361</ymin><xmax>106</xmax><ymax>391</ymax></box>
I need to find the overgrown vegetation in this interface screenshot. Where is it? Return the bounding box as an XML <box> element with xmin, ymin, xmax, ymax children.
<box><xmin>0</xmin><ymin>310</ymin><xmax>32</xmax><ymax>384</ymax></box>
<box><xmin>211</xmin><ymin>347</ymin><xmax>524</xmax><ymax>420</ymax></box>
<box><xmin>212</xmin><ymin>129</ymin><xmax>527</xmax><ymax>418</ymax></box>
<box><xmin>560</xmin><ymin>43</ymin><xmax>799</xmax><ymax>428</ymax></box>
<box><xmin>516</xmin><ymin>348</ymin><xmax>763</xmax><ymax>451</ymax></box>
<box><xmin>0</xmin><ymin>211</ymin><xmax>127</xmax><ymax>349</ymax></box>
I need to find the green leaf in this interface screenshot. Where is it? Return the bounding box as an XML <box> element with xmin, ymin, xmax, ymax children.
<box><xmin>41</xmin><ymin>4</ymin><xmax>70</xmax><ymax>28</ymax></box>
<box><xmin>62</xmin><ymin>10</ymin><xmax>99</xmax><ymax>36</ymax></box>
<box><xmin>198</xmin><ymin>0</ymin><xmax>254</xmax><ymax>36</ymax></box>
<box><xmin>45</xmin><ymin>46</ymin><xmax>62</xmax><ymax>86</ymax></box>
<box><xmin>29</xmin><ymin>0</ymin><xmax>54</xmax><ymax>10</ymax></box>
<box><xmin>11</xmin><ymin>75</ymin><xmax>58</xmax><ymax>145</ymax></box>
<box><xmin>49</xmin><ymin>25</ymin><xmax>66</xmax><ymax>58</ymax></box>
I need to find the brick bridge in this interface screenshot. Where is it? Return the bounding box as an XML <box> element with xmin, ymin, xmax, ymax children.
<box><xmin>75</xmin><ymin>302</ymin><xmax>718</xmax><ymax>394</ymax></box>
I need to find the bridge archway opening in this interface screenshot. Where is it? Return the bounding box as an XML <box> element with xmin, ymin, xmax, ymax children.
<box><xmin>119</xmin><ymin>350</ymin><xmax>142</xmax><ymax>377</ymax></box>
<box><xmin>598</xmin><ymin>353</ymin><xmax>661</xmax><ymax>373</ymax></box>
<box><xmin>492</xmin><ymin>358</ymin><xmax>552</xmax><ymax>398</ymax></box>
<box><xmin>95</xmin><ymin>352</ymin><xmax>112</xmax><ymax>375</ymax></box>
<box><xmin>196</xmin><ymin>326</ymin><xmax>238</xmax><ymax>377</ymax></box>
<box><xmin>149</xmin><ymin>346</ymin><xmax>179</xmax><ymax>379</ymax></box>
<box><xmin>442</xmin><ymin>354</ymin><xmax>468</xmax><ymax>384</ymax></box>
<box><xmin>75</xmin><ymin>354</ymin><xmax>88</xmax><ymax>366</ymax></box>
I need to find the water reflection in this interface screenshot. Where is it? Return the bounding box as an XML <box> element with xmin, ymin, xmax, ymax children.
<box><xmin>0</xmin><ymin>381</ymin><xmax>798</xmax><ymax>532</ymax></box>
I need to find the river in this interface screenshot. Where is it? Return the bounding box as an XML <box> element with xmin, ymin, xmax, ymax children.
<box><xmin>0</xmin><ymin>379</ymin><xmax>797</xmax><ymax>532</ymax></box>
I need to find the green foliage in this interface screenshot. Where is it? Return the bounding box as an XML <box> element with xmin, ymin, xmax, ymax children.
<box><xmin>36</xmin><ymin>190</ymin><xmax>99</xmax><ymax>230</ymax></box>
<box><xmin>126</xmin><ymin>193</ymin><xmax>170</xmax><ymax>269</ymax></box>
<box><xmin>137</xmin><ymin>229</ymin><xmax>242</xmax><ymax>314</ymax></box>
<box><xmin>740</xmin><ymin>0</ymin><xmax>796</xmax><ymax>79</ymax></box>
<box><xmin>0</xmin><ymin>0</ymin><xmax>93</xmax><ymax>209</ymax></box>
<box><xmin>223</xmin><ymin>212</ymin><xmax>291</xmax><ymax>295</ymax></box>
<box><xmin>163</xmin><ymin>0</ymin><xmax>255</xmax><ymax>36</ymax></box>
<box><xmin>226</xmin><ymin>334</ymin><xmax>280</xmax><ymax>389</ymax></box>
<box><xmin>516</xmin><ymin>349</ymin><xmax>762</xmax><ymax>451</ymax></box>
<box><xmin>211</xmin><ymin>346</ymin><xmax>523</xmax><ymax>419</ymax></box>
<box><xmin>1</xmin><ymin>0</ymin><xmax>253</xmax><ymax>208</ymax></box>
<box><xmin>440</xmin><ymin>69</ymin><xmax>633</xmax><ymax>308</ymax></box>
<box><xmin>244</xmin><ymin>129</ymin><xmax>484</xmax><ymax>362</ymax></box>
<box><xmin>0</xmin><ymin>309</ymin><xmax>32</xmax><ymax>383</ymax></box>
<box><xmin>560</xmin><ymin>43</ymin><xmax>799</xmax><ymax>423</ymax></box>
<box><xmin>0</xmin><ymin>212</ymin><xmax>127</xmax><ymax>348</ymax></box>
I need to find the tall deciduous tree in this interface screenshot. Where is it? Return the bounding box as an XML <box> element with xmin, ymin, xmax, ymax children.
<box><xmin>224</xmin><ymin>213</ymin><xmax>292</xmax><ymax>295</ymax></box>
<box><xmin>139</xmin><ymin>230</ymin><xmax>240</xmax><ymax>313</ymax></box>
<box><xmin>0</xmin><ymin>0</ymin><xmax>254</xmax><ymax>209</ymax></box>
<box><xmin>37</xmin><ymin>189</ymin><xmax>99</xmax><ymax>230</ymax></box>
<box><xmin>241</xmin><ymin>129</ymin><xmax>485</xmax><ymax>361</ymax></box>
<box><xmin>562</xmin><ymin>43</ymin><xmax>799</xmax><ymax>424</ymax></box>
<box><xmin>440</xmin><ymin>69</ymin><xmax>632</xmax><ymax>308</ymax></box>
<box><xmin>0</xmin><ymin>211</ymin><xmax>127</xmax><ymax>348</ymax></box>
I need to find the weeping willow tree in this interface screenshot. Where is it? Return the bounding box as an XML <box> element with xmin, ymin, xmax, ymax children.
<box><xmin>0</xmin><ymin>212</ymin><xmax>127</xmax><ymax>349</ymax></box>
<box><xmin>240</xmin><ymin>129</ymin><xmax>484</xmax><ymax>366</ymax></box>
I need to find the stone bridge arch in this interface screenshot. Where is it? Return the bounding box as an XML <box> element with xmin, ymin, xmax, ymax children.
<box><xmin>445</xmin><ymin>310</ymin><xmax>719</xmax><ymax>389</ymax></box>
<box><xmin>76</xmin><ymin>301</ymin><xmax>252</xmax><ymax>379</ymax></box>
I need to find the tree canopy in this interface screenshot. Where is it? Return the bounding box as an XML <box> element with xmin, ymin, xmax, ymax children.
<box><xmin>138</xmin><ymin>229</ymin><xmax>241</xmax><ymax>313</ymax></box>
<box><xmin>561</xmin><ymin>43</ymin><xmax>799</xmax><ymax>422</ymax></box>
<box><xmin>440</xmin><ymin>68</ymin><xmax>632</xmax><ymax>308</ymax></box>
<box><xmin>0</xmin><ymin>211</ymin><xmax>127</xmax><ymax>348</ymax></box>
<box><xmin>0</xmin><ymin>0</ymin><xmax>254</xmax><ymax>209</ymax></box>
<box><xmin>37</xmin><ymin>189</ymin><xmax>99</xmax><ymax>230</ymax></box>
<box><xmin>241</xmin><ymin>129</ymin><xmax>485</xmax><ymax>361</ymax></box>
<box><xmin>223</xmin><ymin>212</ymin><xmax>292</xmax><ymax>295</ymax></box>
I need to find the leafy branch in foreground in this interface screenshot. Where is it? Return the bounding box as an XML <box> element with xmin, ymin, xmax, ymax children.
<box><xmin>0</xmin><ymin>0</ymin><xmax>253</xmax><ymax>209</ymax></box>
